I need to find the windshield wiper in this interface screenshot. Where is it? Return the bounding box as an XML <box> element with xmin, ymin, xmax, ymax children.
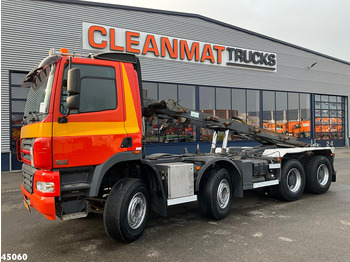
<box><xmin>23</xmin><ymin>111</ymin><xmax>41</xmax><ymax>122</ymax></box>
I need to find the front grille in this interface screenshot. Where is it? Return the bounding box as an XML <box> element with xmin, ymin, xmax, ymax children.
<box><xmin>22</xmin><ymin>164</ymin><xmax>36</xmax><ymax>194</ymax></box>
<box><xmin>21</xmin><ymin>138</ymin><xmax>34</xmax><ymax>163</ymax></box>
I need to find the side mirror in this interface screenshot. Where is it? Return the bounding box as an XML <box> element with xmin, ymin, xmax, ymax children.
<box><xmin>67</xmin><ymin>68</ymin><xmax>81</xmax><ymax>111</ymax></box>
<box><xmin>58</xmin><ymin>68</ymin><xmax>81</xmax><ymax>123</ymax></box>
<box><xmin>67</xmin><ymin>68</ymin><xmax>81</xmax><ymax>95</ymax></box>
<box><xmin>66</xmin><ymin>95</ymin><xmax>79</xmax><ymax>110</ymax></box>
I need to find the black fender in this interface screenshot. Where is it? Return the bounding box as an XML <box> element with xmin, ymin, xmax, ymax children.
<box><xmin>89</xmin><ymin>152</ymin><xmax>167</xmax><ymax>217</ymax></box>
<box><xmin>195</xmin><ymin>157</ymin><xmax>243</xmax><ymax>198</ymax></box>
<box><xmin>89</xmin><ymin>152</ymin><xmax>142</xmax><ymax>197</ymax></box>
<box><xmin>140</xmin><ymin>159</ymin><xmax>167</xmax><ymax>217</ymax></box>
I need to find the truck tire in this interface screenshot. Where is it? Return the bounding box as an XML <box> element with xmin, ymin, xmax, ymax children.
<box><xmin>103</xmin><ymin>178</ymin><xmax>150</xmax><ymax>243</ymax></box>
<box><xmin>199</xmin><ymin>168</ymin><xmax>233</xmax><ymax>220</ymax></box>
<box><xmin>275</xmin><ymin>159</ymin><xmax>305</xmax><ymax>202</ymax></box>
<box><xmin>305</xmin><ymin>155</ymin><xmax>332</xmax><ymax>194</ymax></box>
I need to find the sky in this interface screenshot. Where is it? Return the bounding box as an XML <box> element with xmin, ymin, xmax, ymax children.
<box><xmin>83</xmin><ymin>0</ymin><xmax>350</xmax><ymax>62</ymax></box>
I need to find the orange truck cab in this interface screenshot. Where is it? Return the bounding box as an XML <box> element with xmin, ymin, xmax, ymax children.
<box><xmin>20</xmin><ymin>50</ymin><xmax>146</xmax><ymax>221</ymax></box>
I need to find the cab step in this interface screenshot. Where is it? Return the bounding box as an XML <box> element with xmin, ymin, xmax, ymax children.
<box><xmin>61</xmin><ymin>211</ymin><xmax>88</xmax><ymax>221</ymax></box>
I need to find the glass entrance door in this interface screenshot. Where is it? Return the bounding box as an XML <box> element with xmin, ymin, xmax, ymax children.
<box><xmin>314</xmin><ymin>94</ymin><xmax>345</xmax><ymax>147</ymax></box>
<box><xmin>10</xmin><ymin>71</ymin><xmax>29</xmax><ymax>170</ymax></box>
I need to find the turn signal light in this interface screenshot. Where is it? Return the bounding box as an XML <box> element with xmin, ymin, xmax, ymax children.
<box><xmin>60</xmin><ymin>48</ymin><xmax>68</xmax><ymax>54</ymax></box>
<box><xmin>33</xmin><ymin>137</ymin><xmax>52</xmax><ymax>170</ymax></box>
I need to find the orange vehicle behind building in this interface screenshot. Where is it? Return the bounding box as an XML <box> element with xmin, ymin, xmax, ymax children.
<box><xmin>263</xmin><ymin>121</ymin><xmax>310</xmax><ymax>138</ymax></box>
<box><xmin>288</xmin><ymin>121</ymin><xmax>310</xmax><ymax>138</ymax></box>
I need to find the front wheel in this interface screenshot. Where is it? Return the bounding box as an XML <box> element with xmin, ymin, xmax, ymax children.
<box><xmin>273</xmin><ymin>159</ymin><xmax>305</xmax><ymax>202</ymax></box>
<box><xmin>199</xmin><ymin>168</ymin><xmax>233</xmax><ymax>220</ymax></box>
<box><xmin>103</xmin><ymin>178</ymin><xmax>150</xmax><ymax>243</ymax></box>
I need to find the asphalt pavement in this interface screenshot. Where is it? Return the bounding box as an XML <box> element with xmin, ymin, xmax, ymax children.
<box><xmin>1</xmin><ymin>147</ymin><xmax>350</xmax><ymax>262</ymax></box>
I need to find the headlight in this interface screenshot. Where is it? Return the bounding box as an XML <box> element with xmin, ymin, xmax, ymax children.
<box><xmin>36</xmin><ymin>181</ymin><xmax>55</xmax><ymax>193</ymax></box>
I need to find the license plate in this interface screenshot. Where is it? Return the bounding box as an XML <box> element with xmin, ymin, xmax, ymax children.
<box><xmin>23</xmin><ymin>199</ymin><xmax>31</xmax><ymax>212</ymax></box>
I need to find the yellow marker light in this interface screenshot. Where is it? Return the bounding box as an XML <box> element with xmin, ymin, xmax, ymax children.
<box><xmin>60</xmin><ymin>48</ymin><xmax>68</xmax><ymax>54</ymax></box>
<box><xmin>196</xmin><ymin>166</ymin><xmax>201</xmax><ymax>170</ymax></box>
<box><xmin>133</xmin><ymin>150</ymin><xmax>141</xmax><ymax>154</ymax></box>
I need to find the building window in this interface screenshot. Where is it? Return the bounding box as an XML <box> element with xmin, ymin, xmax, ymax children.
<box><xmin>287</xmin><ymin>92</ymin><xmax>299</xmax><ymax>137</ymax></box>
<box><xmin>276</xmin><ymin>92</ymin><xmax>288</xmax><ymax>135</ymax></box>
<box><xmin>158</xmin><ymin>83</ymin><xmax>178</xmax><ymax>143</ymax></box>
<box><xmin>299</xmin><ymin>93</ymin><xmax>311</xmax><ymax>138</ymax></box>
<box><xmin>232</xmin><ymin>88</ymin><xmax>246</xmax><ymax>123</ymax></box>
<box><xmin>263</xmin><ymin>91</ymin><xmax>275</xmax><ymax>131</ymax></box>
<box><xmin>215</xmin><ymin>87</ymin><xmax>231</xmax><ymax>119</ymax></box>
<box><xmin>215</xmin><ymin>88</ymin><xmax>231</xmax><ymax>141</ymax></box>
<box><xmin>159</xmin><ymin>83</ymin><xmax>177</xmax><ymax>101</ymax></box>
<box><xmin>199</xmin><ymin>86</ymin><xmax>215</xmax><ymax>113</ymax></box>
<box><xmin>231</xmin><ymin>88</ymin><xmax>247</xmax><ymax>141</ymax></box>
<box><xmin>143</xmin><ymin>82</ymin><xmax>157</xmax><ymax>99</ymax></box>
<box><xmin>178</xmin><ymin>85</ymin><xmax>196</xmax><ymax>142</ymax></box>
<box><xmin>247</xmin><ymin>90</ymin><xmax>260</xmax><ymax>127</ymax></box>
<box><xmin>143</xmin><ymin>82</ymin><xmax>197</xmax><ymax>144</ymax></box>
<box><xmin>143</xmin><ymin>81</ymin><xmax>346</xmax><ymax>148</ymax></box>
<box><xmin>143</xmin><ymin>82</ymin><xmax>159</xmax><ymax>143</ymax></box>
<box><xmin>262</xmin><ymin>91</ymin><xmax>311</xmax><ymax>139</ymax></box>
<box><xmin>199</xmin><ymin>86</ymin><xmax>215</xmax><ymax>142</ymax></box>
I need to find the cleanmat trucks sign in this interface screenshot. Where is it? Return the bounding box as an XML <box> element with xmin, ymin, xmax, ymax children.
<box><xmin>82</xmin><ymin>22</ymin><xmax>277</xmax><ymax>72</ymax></box>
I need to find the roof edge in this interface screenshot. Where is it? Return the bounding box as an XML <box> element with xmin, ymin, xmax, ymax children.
<box><xmin>39</xmin><ymin>0</ymin><xmax>350</xmax><ymax>65</ymax></box>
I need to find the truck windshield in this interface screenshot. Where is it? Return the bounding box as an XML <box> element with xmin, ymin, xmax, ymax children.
<box><xmin>22</xmin><ymin>56</ymin><xmax>59</xmax><ymax>124</ymax></box>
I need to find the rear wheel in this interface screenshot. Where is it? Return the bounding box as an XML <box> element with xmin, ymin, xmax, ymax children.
<box><xmin>199</xmin><ymin>168</ymin><xmax>233</xmax><ymax>220</ymax></box>
<box><xmin>305</xmin><ymin>155</ymin><xmax>332</xmax><ymax>194</ymax></box>
<box><xmin>104</xmin><ymin>178</ymin><xmax>150</xmax><ymax>243</ymax></box>
<box><xmin>274</xmin><ymin>159</ymin><xmax>305</xmax><ymax>202</ymax></box>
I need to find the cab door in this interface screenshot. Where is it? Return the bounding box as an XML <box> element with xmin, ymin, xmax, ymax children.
<box><xmin>52</xmin><ymin>58</ymin><xmax>127</xmax><ymax>168</ymax></box>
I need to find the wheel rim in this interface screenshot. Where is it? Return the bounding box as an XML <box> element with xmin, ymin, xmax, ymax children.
<box><xmin>287</xmin><ymin>168</ymin><xmax>302</xmax><ymax>193</ymax></box>
<box><xmin>127</xmin><ymin>192</ymin><xmax>147</xmax><ymax>229</ymax></box>
<box><xmin>317</xmin><ymin>164</ymin><xmax>329</xmax><ymax>186</ymax></box>
<box><xmin>217</xmin><ymin>179</ymin><xmax>230</xmax><ymax>209</ymax></box>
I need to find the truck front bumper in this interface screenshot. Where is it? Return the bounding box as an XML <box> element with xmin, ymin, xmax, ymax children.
<box><xmin>21</xmin><ymin>184</ymin><xmax>56</xmax><ymax>220</ymax></box>
<box><xmin>21</xmin><ymin>164</ymin><xmax>60</xmax><ymax>220</ymax></box>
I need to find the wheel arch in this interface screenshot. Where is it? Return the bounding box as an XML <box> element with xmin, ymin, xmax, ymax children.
<box><xmin>196</xmin><ymin>158</ymin><xmax>243</xmax><ymax>198</ymax></box>
<box><xmin>89</xmin><ymin>152</ymin><xmax>167</xmax><ymax>217</ymax></box>
<box><xmin>89</xmin><ymin>152</ymin><xmax>142</xmax><ymax>197</ymax></box>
